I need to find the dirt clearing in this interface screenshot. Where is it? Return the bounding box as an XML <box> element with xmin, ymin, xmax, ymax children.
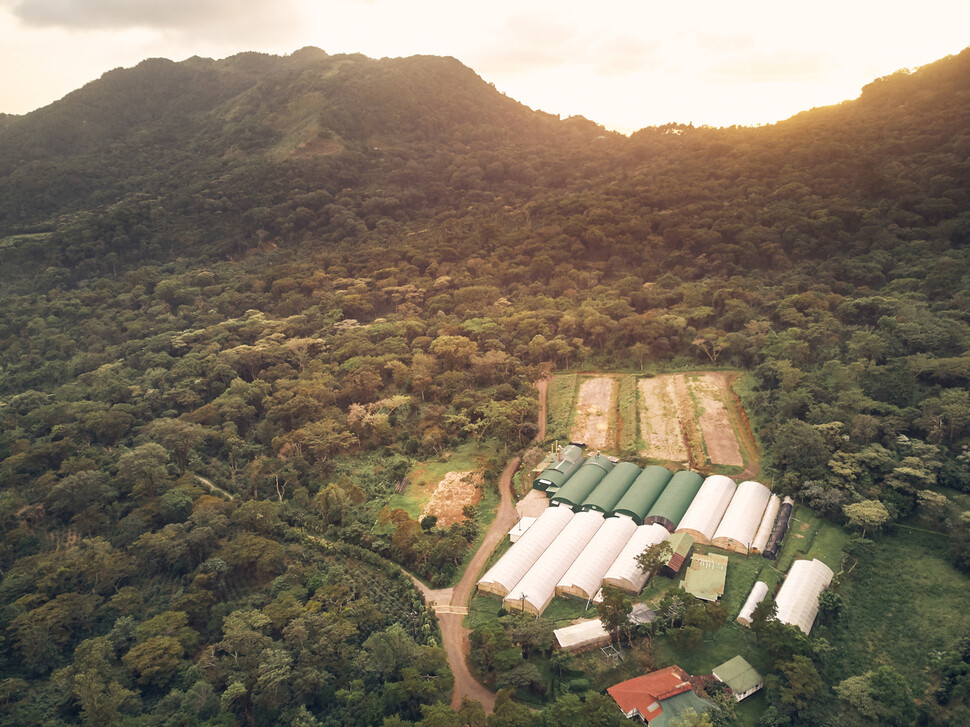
<box><xmin>689</xmin><ymin>375</ymin><xmax>744</xmax><ymax>466</ymax></box>
<box><xmin>638</xmin><ymin>377</ymin><xmax>688</xmax><ymax>463</ymax></box>
<box><xmin>571</xmin><ymin>377</ymin><xmax>617</xmax><ymax>450</ymax></box>
<box><xmin>637</xmin><ymin>372</ymin><xmax>747</xmax><ymax>471</ymax></box>
<box><xmin>422</xmin><ymin>471</ymin><xmax>483</xmax><ymax>528</ymax></box>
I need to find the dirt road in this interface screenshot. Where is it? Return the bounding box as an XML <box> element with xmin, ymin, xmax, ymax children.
<box><xmin>410</xmin><ymin>379</ymin><xmax>548</xmax><ymax>712</ymax></box>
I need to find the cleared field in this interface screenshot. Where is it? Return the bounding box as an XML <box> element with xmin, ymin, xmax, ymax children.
<box><xmin>638</xmin><ymin>376</ymin><xmax>688</xmax><ymax>463</ymax></box>
<box><xmin>570</xmin><ymin>376</ymin><xmax>617</xmax><ymax>450</ymax></box>
<box><xmin>638</xmin><ymin>372</ymin><xmax>746</xmax><ymax>471</ymax></box>
<box><xmin>690</xmin><ymin>374</ymin><xmax>744</xmax><ymax>466</ymax></box>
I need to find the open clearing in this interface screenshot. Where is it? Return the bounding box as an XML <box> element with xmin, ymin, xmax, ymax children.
<box><xmin>638</xmin><ymin>372</ymin><xmax>746</xmax><ymax>470</ymax></box>
<box><xmin>570</xmin><ymin>376</ymin><xmax>617</xmax><ymax>450</ymax></box>
<box><xmin>551</xmin><ymin>371</ymin><xmax>756</xmax><ymax>474</ymax></box>
<box><xmin>638</xmin><ymin>377</ymin><xmax>688</xmax><ymax>462</ymax></box>
<box><xmin>422</xmin><ymin>470</ymin><xmax>483</xmax><ymax>528</ymax></box>
<box><xmin>690</xmin><ymin>373</ymin><xmax>744</xmax><ymax>466</ymax></box>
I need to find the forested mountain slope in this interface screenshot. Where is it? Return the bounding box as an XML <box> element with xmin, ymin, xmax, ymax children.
<box><xmin>0</xmin><ymin>46</ymin><xmax>969</xmax><ymax>726</ymax></box>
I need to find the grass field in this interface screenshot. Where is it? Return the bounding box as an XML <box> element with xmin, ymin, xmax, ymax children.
<box><xmin>546</xmin><ymin>373</ymin><xmax>578</xmax><ymax>441</ymax></box>
<box><xmin>827</xmin><ymin>525</ymin><xmax>970</xmax><ymax>693</ymax></box>
<box><xmin>617</xmin><ymin>375</ymin><xmax>640</xmax><ymax>453</ymax></box>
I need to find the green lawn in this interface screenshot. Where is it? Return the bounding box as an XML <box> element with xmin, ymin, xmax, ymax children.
<box><xmin>618</xmin><ymin>375</ymin><xmax>639</xmax><ymax>453</ymax></box>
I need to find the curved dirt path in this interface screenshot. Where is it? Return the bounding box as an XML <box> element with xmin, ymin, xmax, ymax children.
<box><xmin>410</xmin><ymin>379</ymin><xmax>547</xmax><ymax>712</ymax></box>
<box><xmin>193</xmin><ymin>474</ymin><xmax>235</xmax><ymax>500</ymax></box>
<box><xmin>440</xmin><ymin>454</ymin><xmax>520</xmax><ymax>711</ymax></box>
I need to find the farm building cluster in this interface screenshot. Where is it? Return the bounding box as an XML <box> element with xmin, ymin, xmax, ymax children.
<box><xmin>478</xmin><ymin>444</ymin><xmax>810</xmax><ymax>625</ymax></box>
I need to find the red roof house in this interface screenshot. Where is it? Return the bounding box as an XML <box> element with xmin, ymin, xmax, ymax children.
<box><xmin>607</xmin><ymin>666</ymin><xmax>693</xmax><ymax>722</ymax></box>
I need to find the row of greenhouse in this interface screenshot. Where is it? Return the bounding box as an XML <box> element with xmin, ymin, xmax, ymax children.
<box><xmin>477</xmin><ymin>446</ymin><xmax>796</xmax><ymax>616</ymax></box>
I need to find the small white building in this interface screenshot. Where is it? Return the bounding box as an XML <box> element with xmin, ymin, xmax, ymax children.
<box><xmin>750</xmin><ymin>494</ymin><xmax>781</xmax><ymax>554</ymax></box>
<box><xmin>601</xmin><ymin>523</ymin><xmax>671</xmax><ymax>594</ymax></box>
<box><xmin>508</xmin><ymin>516</ymin><xmax>537</xmax><ymax>543</ymax></box>
<box><xmin>713</xmin><ymin>656</ymin><xmax>763</xmax><ymax>701</ymax></box>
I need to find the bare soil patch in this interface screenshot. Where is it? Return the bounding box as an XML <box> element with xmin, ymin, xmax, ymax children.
<box><xmin>688</xmin><ymin>375</ymin><xmax>744</xmax><ymax>466</ymax></box>
<box><xmin>516</xmin><ymin>489</ymin><xmax>551</xmax><ymax>518</ymax></box>
<box><xmin>638</xmin><ymin>377</ymin><xmax>688</xmax><ymax>463</ymax></box>
<box><xmin>422</xmin><ymin>471</ymin><xmax>483</xmax><ymax>528</ymax></box>
<box><xmin>571</xmin><ymin>376</ymin><xmax>617</xmax><ymax>450</ymax></box>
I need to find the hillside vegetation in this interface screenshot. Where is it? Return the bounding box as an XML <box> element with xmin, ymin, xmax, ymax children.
<box><xmin>0</xmin><ymin>47</ymin><xmax>969</xmax><ymax>726</ymax></box>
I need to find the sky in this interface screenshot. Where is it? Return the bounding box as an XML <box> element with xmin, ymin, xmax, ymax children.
<box><xmin>1</xmin><ymin>0</ymin><xmax>969</xmax><ymax>132</ymax></box>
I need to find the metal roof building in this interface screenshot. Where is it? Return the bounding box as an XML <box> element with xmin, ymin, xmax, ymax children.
<box><xmin>553</xmin><ymin>618</ymin><xmax>611</xmax><ymax>652</ymax></box>
<box><xmin>775</xmin><ymin>558</ymin><xmax>833</xmax><ymax>634</ymax></box>
<box><xmin>675</xmin><ymin>475</ymin><xmax>737</xmax><ymax>544</ymax></box>
<box><xmin>477</xmin><ymin>504</ymin><xmax>574</xmax><ymax>597</ymax></box>
<box><xmin>661</xmin><ymin>532</ymin><xmax>694</xmax><ymax>577</ymax></box>
<box><xmin>533</xmin><ymin>444</ymin><xmax>585</xmax><ymax>491</ymax></box>
<box><xmin>750</xmin><ymin>494</ymin><xmax>781</xmax><ymax>555</ymax></box>
<box><xmin>612</xmin><ymin>466</ymin><xmax>673</xmax><ymax>524</ymax></box>
<box><xmin>504</xmin><ymin>510</ymin><xmax>605</xmax><ymax>615</ymax></box>
<box><xmin>581</xmin><ymin>461</ymin><xmax>642</xmax><ymax>513</ymax></box>
<box><xmin>712</xmin><ymin>480</ymin><xmax>772</xmax><ymax>554</ymax></box>
<box><xmin>713</xmin><ymin>656</ymin><xmax>763</xmax><ymax>701</ymax></box>
<box><xmin>736</xmin><ymin>580</ymin><xmax>769</xmax><ymax>627</ymax></box>
<box><xmin>556</xmin><ymin>514</ymin><xmax>639</xmax><ymax>600</ymax></box>
<box><xmin>549</xmin><ymin>454</ymin><xmax>614</xmax><ymax>509</ymax></box>
<box><xmin>682</xmin><ymin>552</ymin><xmax>729</xmax><ymax>601</ymax></box>
<box><xmin>645</xmin><ymin>470</ymin><xmax>704</xmax><ymax>531</ymax></box>
<box><xmin>601</xmin><ymin>522</ymin><xmax>671</xmax><ymax>594</ymax></box>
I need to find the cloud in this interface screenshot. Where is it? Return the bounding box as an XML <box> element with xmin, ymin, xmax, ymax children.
<box><xmin>8</xmin><ymin>0</ymin><xmax>301</xmax><ymax>37</ymax></box>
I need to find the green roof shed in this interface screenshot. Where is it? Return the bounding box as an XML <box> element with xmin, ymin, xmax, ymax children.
<box><xmin>645</xmin><ymin>470</ymin><xmax>703</xmax><ymax>531</ymax></box>
<box><xmin>581</xmin><ymin>462</ymin><xmax>642</xmax><ymax>513</ymax></box>
<box><xmin>533</xmin><ymin>444</ymin><xmax>585</xmax><ymax>491</ymax></box>
<box><xmin>612</xmin><ymin>465</ymin><xmax>673</xmax><ymax>524</ymax></box>
<box><xmin>549</xmin><ymin>455</ymin><xmax>614</xmax><ymax>510</ymax></box>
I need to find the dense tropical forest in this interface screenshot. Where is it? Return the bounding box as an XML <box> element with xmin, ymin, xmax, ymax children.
<box><xmin>0</xmin><ymin>44</ymin><xmax>969</xmax><ymax>726</ymax></box>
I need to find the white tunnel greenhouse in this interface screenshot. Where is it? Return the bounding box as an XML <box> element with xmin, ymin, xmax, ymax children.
<box><xmin>750</xmin><ymin>494</ymin><xmax>781</xmax><ymax>555</ymax></box>
<box><xmin>556</xmin><ymin>514</ymin><xmax>639</xmax><ymax>601</ymax></box>
<box><xmin>675</xmin><ymin>475</ymin><xmax>737</xmax><ymax>544</ymax></box>
<box><xmin>477</xmin><ymin>504</ymin><xmax>574</xmax><ymax>597</ymax></box>
<box><xmin>712</xmin><ymin>480</ymin><xmax>772</xmax><ymax>554</ymax></box>
<box><xmin>601</xmin><ymin>522</ymin><xmax>672</xmax><ymax>594</ymax></box>
<box><xmin>736</xmin><ymin>580</ymin><xmax>769</xmax><ymax>626</ymax></box>
<box><xmin>503</xmin><ymin>510</ymin><xmax>605</xmax><ymax>615</ymax></box>
<box><xmin>775</xmin><ymin>558</ymin><xmax>834</xmax><ymax>635</ymax></box>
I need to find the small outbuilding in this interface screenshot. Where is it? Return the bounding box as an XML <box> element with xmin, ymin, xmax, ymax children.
<box><xmin>508</xmin><ymin>516</ymin><xmax>536</xmax><ymax>543</ymax></box>
<box><xmin>554</xmin><ymin>619</ymin><xmax>611</xmax><ymax>653</ymax></box>
<box><xmin>682</xmin><ymin>552</ymin><xmax>729</xmax><ymax>602</ymax></box>
<box><xmin>660</xmin><ymin>532</ymin><xmax>694</xmax><ymax>578</ymax></box>
<box><xmin>713</xmin><ymin>656</ymin><xmax>763</xmax><ymax>701</ymax></box>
